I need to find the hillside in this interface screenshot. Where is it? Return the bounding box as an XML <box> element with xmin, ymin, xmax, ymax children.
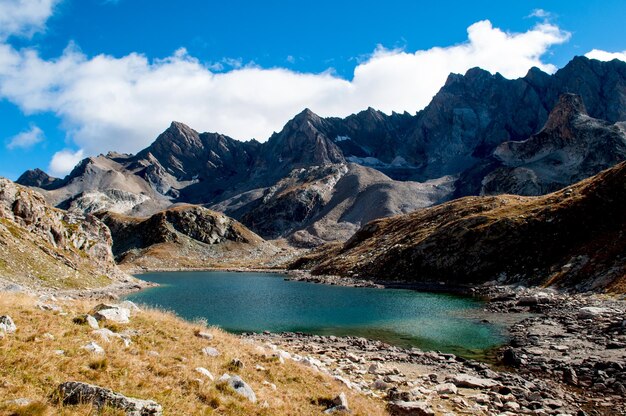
<box><xmin>292</xmin><ymin>162</ymin><xmax>626</xmax><ymax>292</ymax></box>
<box><xmin>0</xmin><ymin>178</ymin><xmax>129</xmax><ymax>290</ymax></box>
<box><xmin>0</xmin><ymin>293</ymin><xmax>386</xmax><ymax>415</ymax></box>
<box><xmin>95</xmin><ymin>205</ymin><xmax>283</xmax><ymax>270</ymax></box>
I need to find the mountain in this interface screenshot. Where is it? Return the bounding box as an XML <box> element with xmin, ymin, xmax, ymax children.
<box><xmin>0</xmin><ymin>177</ymin><xmax>128</xmax><ymax>289</ymax></box>
<box><xmin>291</xmin><ymin>162</ymin><xmax>626</xmax><ymax>292</ymax></box>
<box><xmin>212</xmin><ymin>163</ymin><xmax>455</xmax><ymax>246</ymax></box>
<box><xmin>455</xmin><ymin>93</ymin><xmax>626</xmax><ymax>196</ymax></box>
<box><xmin>95</xmin><ymin>205</ymin><xmax>281</xmax><ymax>270</ymax></box>
<box><xmin>16</xmin><ymin>56</ymin><xmax>626</xmax><ymax>243</ymax></box>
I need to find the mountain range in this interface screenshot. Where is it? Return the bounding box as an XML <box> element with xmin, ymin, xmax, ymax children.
<box><xmin>16</xmin><ymin>56</ymin><xmax>626</xmax><ymax>245</ymax></box>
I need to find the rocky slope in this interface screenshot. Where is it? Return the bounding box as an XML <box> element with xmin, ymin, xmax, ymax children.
<box><xmin>292</xmin><ymin>162</ymin><xmax>626</xmax><ymax>292</ymax></box>
<box><xmin>0</xmin><ymin>177</ymin><xmax>128</xmax><ymax>289</ymax></box>
<box><xmin>95</xmin><ymin>205</ymin><xmax>283</xmax><ymax>270</ymax></box>
<box><xmin>213</xmin><ymin>163</ymin><xmax>455</xmax><ymax>246</ymax></box>
<box><xmin>456</xmin><ymin>93</ymin><xmax>626</xmax><ymax>196</ymax></box>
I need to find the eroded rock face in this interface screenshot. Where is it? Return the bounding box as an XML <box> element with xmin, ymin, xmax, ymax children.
<box><xmin>57</xmin><ymin>381</ymin><xmax>162</xmax><ymax>415</ymax></box>
<box><xmin>0</xmin><ymin>178</ymin><xmax>126</xmax><ymax>288</ymax></box>
<box><xmin>458</xmin><ymin>94</ymin><xmax>626</xmax><ymax>196</ymax></box>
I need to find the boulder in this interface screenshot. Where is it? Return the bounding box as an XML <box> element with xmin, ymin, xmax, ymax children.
<box><xmin>452</xmin><ymin>374</ymin><xmax>500</xmax><ymax>389</ymax></box>
<box><xmin>82</xmin><ymin>341</ymin><xmax>105</xmax><ymax>354</ymax></box>
<box><xmin>435</xmin><ymin>383</ymin><xmax>458</xmax><ymax>395</ymax></box>
<box><xmin>324</xmin><ymin>392</ymin><xmax>349</xmax><ymax>413</ymax></box>
<box><xmin>0</xmin><ymin>315</ymin><xmax>16</xmax><ymax>333</ymax></box>
<box><xmin>195</xmin><ymin>331</ymin><xmax>214</xmax><ymax>340</ymax></box>
<box><xmin>578</xmin><ymin>306</ymin><xmax>613</xmax><ymax>319</ymax></box>
<box><xmin>91</xmin><ymin>304</ymin><xmax>131</xmax><ymax>324</ymax></box>
<box><xmin>57</xmin><ymin>381</ymin><xmax>162</xmax><ymax>415</ymax></box>
<box><xmin>202</xmin><ymin>347</ymin><xmax>219</xmax><ymax>357</ymax></box>
<box><xmin>218</xmin><ymin>374</ymin><xmax>256</xmax><ymax>403</ymax></box>
<box><xmin>387</xmin><ymin>400</ymin><xmax>435</xmax><ymax>416</ymax></box>
<box><xmin>86</xmin><ymin>315</ymin><xmax>99</xmax><ymax>329</ymax></box>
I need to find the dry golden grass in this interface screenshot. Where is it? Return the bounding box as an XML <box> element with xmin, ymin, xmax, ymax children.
<box><xmin>0</xmin><ymin>293</ymin><xmax>387</xmax><ymax>416</ymax></box>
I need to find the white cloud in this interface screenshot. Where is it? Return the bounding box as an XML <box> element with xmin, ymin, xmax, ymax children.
<box><xmin>0</xmin><ymin>0</ymin><xmax>61</xmax><ymax>39</ymax></box>
<box><xmin>585</xmin><ymin>49</ymin><xmax>626</xmax><ymax>62</ymax></box>
<box><xmin>0</xmin><ymin>19</ymin><xmax>570</xmax><ymax>175</ymax></box>
<box><xmin>6</xmin><ymin>124</ymin><xmax>44</xmax><ymax>149</ymax></box>
<box><xmin>529</xmin><ymin>9</ymin><xmax>550</xmax><ymax>19</ymax></box>
<box><xmin>48</xmin><ymin>148</ymin><xmax>83</xmax><ymax>176</ymax></box>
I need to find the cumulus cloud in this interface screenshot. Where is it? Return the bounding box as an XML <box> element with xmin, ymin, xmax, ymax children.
<box><xmin>585</xmin><ymin>49</ymin><xmax>626</xmax><ymax>62</ymax></box>
<box><xmin>48</xmin><ymin>148</ymin><xmax>83</xmax><ymax>176</ymax></box>
<box><xmin>5</xmin><ymin>124</ymin><xmax>44</xmax><ymax>149</ymax></box>
<box><xmin>0</xmin><ymin>0</ymin><xmax>60</xmax><ymax>39</ymax></box>
<box><xmin>0</xmin><ymin>18</ymin><xmax>570</xmax><ymax>175</ymax></box>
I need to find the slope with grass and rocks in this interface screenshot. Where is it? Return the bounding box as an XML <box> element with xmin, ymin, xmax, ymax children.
<box><xmin>291</xmin><ymin>162</ymin><xmax>626</xmax><ymax>293</ymax></box>
<box><xmin>0</xmin><ymin>177</ymin><xmax>132</xmax><ymax>291</ymax></box>
<box><xmin>0</xmin><ymin>292</ymin><xmax>388</xmax><ymax>416</ymax></box>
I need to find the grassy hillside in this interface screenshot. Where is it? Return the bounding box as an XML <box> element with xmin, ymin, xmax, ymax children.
<box><xmin>0</xmin><ymin>293</ymin><xmax>387</xmax><ymax>415</ymax></box>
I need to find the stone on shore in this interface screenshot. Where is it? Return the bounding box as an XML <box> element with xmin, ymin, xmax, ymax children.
<box><xmin>57</xmin><ymin>381</ymin><xmax>162</xmax><ymax>415</ymax></box>
<box><xmin>452</xmin><ymin>374</ymin><xmax>499</xmax><ymax>389</ymax></box>
<box><xmin>387</xmin><ymin>400</ymin><xmax>435</xmax><ymax>416</ymax></box>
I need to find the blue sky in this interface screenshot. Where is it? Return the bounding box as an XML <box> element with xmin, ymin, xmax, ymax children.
<box><xmin>1</xmin><ymin>0</ymin><xmax>626</xmax><ymax>179</ymax></box>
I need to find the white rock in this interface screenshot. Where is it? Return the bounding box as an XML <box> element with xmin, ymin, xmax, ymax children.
<box><xmin>195</xmin><ymin>367</ymin><xmax>214</xmax><ymax>381</ymax></box>
<box><xmin>436</xmin><ymin>383</ymin><xmax>458</xmax><ymax>395</ymax></box>
<box><xmin>118</xmin><ymin>300</ymin><xmax>141</xmax><ymax>313</ymax></box>
<box><xmin>90</xmin><ymin>304</ymin><xmax>130</xmax><ymax>324</ymax></box>
<box><xmin>82</xmin><ymin>341</ymin><xmax>105</xmax><ymax>354</ymax></box>
<box><xmin>202</xmin><ymin>347</ymin><xmax>220</xmax><ymax>357</ymax></box>
<box><xmin>86</xmin><ymin>315</ymin><xmax>99</xmax><ymax>329</ymax></box>
<box><xmin>195</xmin><ymin>331</ymin><xmax>214</xmax><ymax>340</ymax></box>
<box><xmin>0</xmin><ymin>315</ymin><xmax>17</xmax><ymax>333</ymax></box>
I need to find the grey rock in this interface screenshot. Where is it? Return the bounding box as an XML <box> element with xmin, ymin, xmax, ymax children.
<box><xmin>0</xmin><ymin>315</ymin><xmax>17</xmax><ymax>333</ymax></box>
<box><xmin>202</xmin><ymin>347</ymin><xmax>219</xmax><ymax>357</ymax></box>
<box><xmin>387</xmin><ymin>400</ymin><xmax>435</xmax><ymax>416</ymax></box>
<box><xmin>57</xmin><ymin>381</ymin><xmax>162</xmax><ymax>415</ymax></box>
<box><xmin>452</xmin><ymin>374</ymin><xmax>500</xmax><ymax>389</ymax></box>
<box><xmin>218</xmin><ymin>374</ymin><xmax>256</xmax><ymax>403</ymax></box>
<box><xmin>91</xmin><ymin>304</ymin><xmax>131</xmax><ymax>324</ymax></box>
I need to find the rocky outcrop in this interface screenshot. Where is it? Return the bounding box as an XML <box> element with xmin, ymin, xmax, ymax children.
<box><xmin>57</xmin><ymin>381</ymin><xmax>162</xmax><ymax>415</ymax></box>
<box><xmin>0</xmin><ymin>177</ymin><xmax>127</xmax><ymax>289</ymax></box>
<box><xmin>457</xmin><ymin>94</ymin><xmax>626</xmax><ymax>196</ymax></box>
<box><xmin>95</xmin><ymin>205</ymin><xmax>279</xmax><ymax>269</ymax></box>
<box><xmin>292</xmin><ymin>162</ymin><xmax>626</xmax><ymax>292</ymax></box>
<box><xmin>215</xmin><ymin>163</ymin><xmax>455</xmax><ymax>246</ymax></box>
<box><xmin>15</xmin><ymin>168</ymin><xmax>63</xmax><ymax>190</ymax></box>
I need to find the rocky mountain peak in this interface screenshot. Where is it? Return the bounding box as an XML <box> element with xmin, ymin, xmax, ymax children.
<box><xmin>542</xmin><ymin>93</ymin><xmax>588</xmax><ymax>134</ymax></box>
<box><xmin>15</xmin><ymin>168</ymin><xmax>62</xmax><ymax>190</ymax></box>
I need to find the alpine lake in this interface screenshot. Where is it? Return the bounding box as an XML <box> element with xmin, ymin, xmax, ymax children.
<box><xmin>125</xmin><ymin>271</ymin><xmax>506</xmax><ymax>359</ymax></box>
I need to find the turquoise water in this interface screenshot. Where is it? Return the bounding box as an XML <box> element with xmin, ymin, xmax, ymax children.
<box><xmin>126</xmin><ymin>271</ymin><xmax>504</xmax><ymax>356</ymax></box>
